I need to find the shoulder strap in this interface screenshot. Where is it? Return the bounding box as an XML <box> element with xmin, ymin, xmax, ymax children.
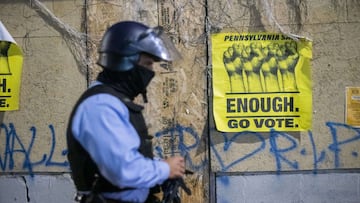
<box><xmin>81</xmin><ymin>84</ymin><xmax>144</xmax><ymax>112</ymax></box>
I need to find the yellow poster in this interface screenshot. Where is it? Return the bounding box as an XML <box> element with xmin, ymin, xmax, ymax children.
<box><xmin>211</xmin><ymin>33</ymin><xmax>312</xmax><ymax>132</ymax></box>
<box><xmin>346</xmin><ymin>87</ymin><xmax>360</xmax><ymax>127</ymax></box>
<box><xmin>0</xmin><ymin>21</ymin><xmax>23</xmax><ymax>111</ymax></box>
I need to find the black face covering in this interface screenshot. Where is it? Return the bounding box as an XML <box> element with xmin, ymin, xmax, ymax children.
<box><xmin>97</xmin><ymin>65</ymin><xmax>155</xmax><ymax>102</ymax></box>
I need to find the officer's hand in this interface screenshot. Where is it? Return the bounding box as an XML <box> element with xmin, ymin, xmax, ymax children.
<box><xmin>164</xmin><ymin>156</ymin><xmax>185</xmax><ymax>179</ymax></box>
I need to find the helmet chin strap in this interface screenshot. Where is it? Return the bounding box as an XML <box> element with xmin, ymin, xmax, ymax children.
<box><xmin>141</xmin><ymin>90</ymin><xmax>148</xmax><ymax>103</ymax></box>
<box><xmin>134</xmin><ymin>55</ymin><xmax>154</xmax><ymax>104</ymax></box>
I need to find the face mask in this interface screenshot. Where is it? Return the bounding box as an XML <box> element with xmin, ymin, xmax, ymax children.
<box><xmin>132</xmin><ymin>65</ymin><xmax>155</xmax><ymax>102</ymax></box>
<box><xmin>135</xmin><ymin>65</ymin><xmax>155</xmax><ymax>88</ymax></box>
<box><xmin>97</xmin><ymin>65</ymin><xmax>155</xmax><ymax>102</ymax></box>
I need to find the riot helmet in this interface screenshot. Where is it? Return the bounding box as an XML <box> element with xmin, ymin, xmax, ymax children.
<box><xmin>97</xmin><ymin>21</ymin><xmax>181</xmax><ymax>71</ymax></box>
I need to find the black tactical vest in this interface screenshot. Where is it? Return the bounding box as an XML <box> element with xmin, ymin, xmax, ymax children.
<box><xmin>66</xmin><ymin>84</ymin><xmax>154</xmax><ymax>192</ymax></box>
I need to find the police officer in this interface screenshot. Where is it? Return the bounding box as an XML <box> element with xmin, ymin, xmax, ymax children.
<box><xmin>66</xmin><ymin>21</ymin><xmax>185</xmax><ymax>203</ymax></box>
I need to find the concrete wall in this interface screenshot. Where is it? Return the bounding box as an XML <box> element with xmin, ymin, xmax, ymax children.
<box><xmin>216</xmin><ymin>172</ymin><xmax>360</xmax><ymax>203</ymax></box>
<box><xmin>0</xmin><ymin>0</ymin><xmax>207</xmax><ymax>202</ymax></box>
<box><xmin>0</xmin><ymin>0</ymin><xmax>359</xmax><ymax>203</ymax></box>
<box><xmin>208</xmin><ymin>0</ymin><xmax>360</xmax><ymax>202</ymax></box>
<box><xmin>0</xmin><ymin>175</ymin><xmax>75</xmax><ymax>203</ymax></box>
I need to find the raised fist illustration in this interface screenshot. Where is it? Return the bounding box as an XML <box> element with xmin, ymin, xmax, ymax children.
<box><xmin>243</xmin><ymin>42</ymin><xmax>264</xmax><ymax>92</ymax></box>
<box><xmin>222</xmin><ymin>40</ymin><xmax>300</xmax><ymax>93</ymax></box>
<box><xmin>261</xmin><ymin>43</ymin><xmax>280</xmax><ymax>92</ymax></box>
<box><xmin>277</xmin><ymin>41</ymin><xmax>299</xmax><ymax>91</ymax></box>
<box><xmin>0</xmin><ymin>41</ymin><xmax>11</xmax><ymax>74</ymax></box>
<box><xmin>223</xmin><ymin>43</ymin><xmax>246</xmax><ymax>92</ymax></box>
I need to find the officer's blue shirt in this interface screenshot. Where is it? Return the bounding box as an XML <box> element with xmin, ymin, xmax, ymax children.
<box><xmin>71</xmin><ymin>81</ymin><xmax>169</xmax><ymax>202</ymax></box>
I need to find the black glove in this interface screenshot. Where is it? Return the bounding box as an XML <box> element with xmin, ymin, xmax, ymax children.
<box><xmin>161</xmin><ymin>170</ymin><xmax>193</xmax><ymax>203</ymax></box>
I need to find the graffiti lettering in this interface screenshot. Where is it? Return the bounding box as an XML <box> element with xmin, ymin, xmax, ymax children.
<box><xmin>154</xmin><ymin>124</ymin><xmax>207</xmax><ymax>171</ymax></box>
<box><xmin>211</xmin><ymin>131</ymin><xmax>265</xmax><ymax>171</ymax></box>
<box><xmin>327</xmin><ymin>122</ymin><xmax>360</xmax><ymax>168</ymax></box>
<box><xmin>211</xmin><ymin>122</ymin><xmax>360</xmax><ymax>173</ymax></box>
<box><xmin>269</xmin><ymin>129</ymin><xmax>299</xmax><ymax>172</ymax></box>
<box><xmin>0</xmin><ymin>121</ymin><xmax>359</xmax><ymax>176</ymax></box>
<box><xmin>0</xmin><ymin>123</ymin><xmax>68</xmax><ymax>176</ymax></box>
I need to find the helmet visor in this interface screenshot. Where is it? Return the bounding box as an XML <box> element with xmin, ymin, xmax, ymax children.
<box><xmin>132</xmin><ymin>26</ymin><xmax>182</xmax><ymax>62</ymax></box>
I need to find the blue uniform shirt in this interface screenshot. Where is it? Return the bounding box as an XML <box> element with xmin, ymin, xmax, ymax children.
<box><xmin>71</xmin><ymin>82</ymin><xmax>169</xmax><ymax>202</ymax></box>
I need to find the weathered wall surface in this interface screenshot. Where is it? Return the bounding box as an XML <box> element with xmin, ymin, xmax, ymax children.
<box><xmin>208</xmin><ymin>0</ymin><xmax>360</xmax><ymax>202</ymax></box>
<box><xmin>0</xmin><ymin>0</ymin><xmax>208</xmax><ymax>202</ymax></box>
<box><xmin>216</xmin><ymin>172</ymin><xmax>360</xmax><ymax>203</ymax></box>
<box><xmin>0</xmin><ymin>0</ymin><xmax>87</xmax><ymax>173</ymax></box>
<box><xmin>0</xmin><ymin>0</ymin><xmax>359</xmax><ymax>203</ymax></box>
<box><xmin>208</xmin><ymin>0</ymin><xmax>360</xmax><ymax>171</ymax></box>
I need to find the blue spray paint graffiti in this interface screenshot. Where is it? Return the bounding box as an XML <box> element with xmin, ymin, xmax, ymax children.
<box><xmin>305</xmin><ymin>130</ymin><xmax>326</xmax><ymax>174</ymax></box>
<box><xmin>154</xmin><ymin>124</ymin><xmax>207</xmax><ymax>171</ymax></box>
<box><xmin>211</xmin><ymin>122</ymin><xmax>360</xmax><ymax>173</ymax></box>
<box><xmin>0</xmin><ymin>122</ymin><xmax>207</xmax><ymax>175</ymax></box>
<box><xmin>211</xmin><ymin>131</ymin><xmax>265</xmax><ymax>171</ymax></box>
<box><xmin>0</xmin><ymin>121</ymin><xmax>359</xmax><ymax>176</ymax></box>
<box><xmin>269</xmin><ymin>129</ymin><xmax>299</xmax><ymax>172</ymax></box>
<box><xmin>0</xmin><ymin>123</ymin><xmax>68</xmax><ymax>176</ymax></box>
<box><xmin>327</xmin><ymin>122</ymin><xmax>360</xmax><ymax>168</ymax></box>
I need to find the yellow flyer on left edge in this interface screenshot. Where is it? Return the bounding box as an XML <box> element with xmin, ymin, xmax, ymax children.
<box><xmin>0</xmin><ymin>21</ymin><xmax>23</xmax><ymax>111</ymax></box>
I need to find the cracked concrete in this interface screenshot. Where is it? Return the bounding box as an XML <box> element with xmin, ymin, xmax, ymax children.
<box><xmin>0</xmin><ymin>175</ymin><xmax>75</xmax><ymax>203</ymax></box>
<box><xmin>21</xmin><ymin>176</ymin><xmax>31</xmax><ymax>202</ymax></box>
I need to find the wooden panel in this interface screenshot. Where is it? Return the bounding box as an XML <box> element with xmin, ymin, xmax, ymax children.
<box><xmin>86</xmin><ymin>0</ymin><xmax>208</xmax><ymax>202</ymax></box>
<box><xmin>208</xmin><ymin>0</ymin><xmax>360</xmax><ymax>173</ymax></box>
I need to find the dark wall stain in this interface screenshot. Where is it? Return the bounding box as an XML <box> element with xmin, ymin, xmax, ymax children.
<box><xmin>248</xmin><ymin>0</ymin><xmax>265</xmax><ymax>32</ymax></box>
<box><xmin>286</xmin><ymin>0</ymin><xmax>307</xmax><ymax>32</ymax></box>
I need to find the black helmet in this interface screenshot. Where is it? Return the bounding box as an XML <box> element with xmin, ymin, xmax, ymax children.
<box><xmin>97</xmin><ymin>21</ymin><xmax>181</xmax><ymax>71</ymax></box>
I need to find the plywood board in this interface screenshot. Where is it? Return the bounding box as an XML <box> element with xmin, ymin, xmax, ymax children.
<box><xmin>208</xmin><ymin>0</ymin><xmax>360</xmax><ymax>173</ymax></box>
